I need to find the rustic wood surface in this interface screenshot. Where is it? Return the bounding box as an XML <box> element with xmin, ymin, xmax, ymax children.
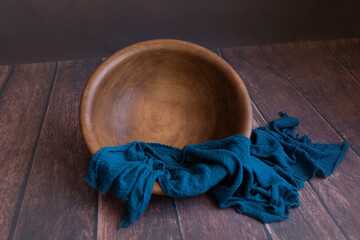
<box><xmin>1</xmin><ymin>38</ymin><xmax>359</xmax><ymax>240</ymax></box>
<box><xmin>79</xmin><ymin>39</ymin><xmax>252</xmax><ymax>158</ymax></box>
<box><xmin>11</xmin><ymin>60</ymin><xmax>101</xmax><ymax>240</ymax></box>
<box><xmin>0</xmin><ymin>65</ymin><xmax>12</xmax><ymax>92</ymax></box>
<box><xmin>326</xmin><ymin>38</ymin><xmax>360</xmax><ymax>83</ymax></box>
<box><xmin>0</xmin><ymin>63</ymin><xmax>56</xmax><ymax>239</ymax></box>
<box><xmin>221</xmin><ymin>46</ymin><xmax>348</xmax><ymax>240</ymax></box>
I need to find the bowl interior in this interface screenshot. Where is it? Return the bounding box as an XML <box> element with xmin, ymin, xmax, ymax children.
<box><xmin>81</xmin><ymin>41</ymin><xmax>251</xmax><ymax>155</ymax></box>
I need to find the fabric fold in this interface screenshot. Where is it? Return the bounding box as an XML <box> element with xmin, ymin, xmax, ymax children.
<box><xmin>85</xmin><ymin>112</ymin><xmax>349</xmax><ymax>228</ymax></box>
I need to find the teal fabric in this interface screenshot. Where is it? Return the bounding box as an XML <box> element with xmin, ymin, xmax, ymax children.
<box><xmin>85</xmin><ymin>112</ymin><xmax>349</xmax><ymax>228</ymax></box>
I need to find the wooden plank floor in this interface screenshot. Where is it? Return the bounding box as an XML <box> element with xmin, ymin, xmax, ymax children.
<box><xmin>0</xmin><ymin>38</ymin><xmax>359</xmax><ymax>240</ymax></box>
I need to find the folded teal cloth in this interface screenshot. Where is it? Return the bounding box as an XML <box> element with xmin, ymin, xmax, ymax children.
<box><xmin>85</xmin><ymin>112</ymin><xmax>349</xmax><ymax>228</ymax></box>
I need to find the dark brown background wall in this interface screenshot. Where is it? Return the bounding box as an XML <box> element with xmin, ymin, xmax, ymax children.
<box><xmin>1</xmin><ymin>0</ymin><xmax>360</xmax><ymax>65</ymax></box>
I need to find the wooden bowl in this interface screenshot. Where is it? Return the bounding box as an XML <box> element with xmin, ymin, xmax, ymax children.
<box><xmin>79</xmin><ymin>39</ymin><xmax>252</xmax><ymax>195</ymax></box>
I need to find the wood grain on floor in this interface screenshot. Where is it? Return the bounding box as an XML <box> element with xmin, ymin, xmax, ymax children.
<box><xmin>261</xmin><ymin>41</ymin><xmax>360</xmax><ymax>156</ymax></box>
<box><xmin>11</xmin><ymin>60</ymin><xmax>101</xmax><ymax>240</ymax></box>
<box><xmin>326</xmin><ymin>38</ymin><xmax>360</xmax><ymax>83</ymax></box>
<box><xmin>221</xmin><ymin>42</ymin><xmax>360</xmax><ymax>239</ymax></box>
<box><xmin>0</xmin><ymin>38</ymin><xmax>359</xmax><ymax>240</ymax></box>
<box><xmin>98</xmin><ymin>194</ymin><xmax>182</xmax><ymax>240</ymax></box>
<box><xmin>0</xmin><ymin>63</ymin><xmax>56</xmax><ymax>239</ymax></box>
<box><xmin>0</xmin><ymin>65</ymin><xmax>12</xmax><ymax>92</ymax></box>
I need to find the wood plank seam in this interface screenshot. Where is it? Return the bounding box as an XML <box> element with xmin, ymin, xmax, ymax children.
<box><xmin>0</xmin><ymin>65</ymin><xmax>14</xmax><ymax>98</ymax></box>
<box><xmin>94</xmin><ymin>188</ymin><xmax>98</xmax><ymax>240</ymax></box>
<box><xmin>246</xmin><ymin>98</ymin><xmax>276</xmax><ymax>240</ymax></box>
<box><xmin>6</xmin><ymin>62</ymin><xmax>58</xmax><ymax>240</ymax></box>
<box><xmin>99</xmin><ymin>56</ymin><xmax>182</xmax><ymax>239</ymax></box>
<box><xmin>324</xmin><ymin>41</ymin><xmax>360</xmax><ymax>85</ymax></box>
<box><xmin>244</xmin><ymin>88</ymin><xmax>326</xmax><ymax>240</ymax></box>
<box><xmin>251</xmin><ymin>100</ymin><xmax>277</xmax><ymax>240</ymax></box>
<box><xmin>257</xmin><ymin>44</ymin><xmax>360</xmax><ymax>159</ymax></box>
<box><xmin>218</xmin><ymin>49</ymin><xmax>273</xmax><ymax>240</ymax></box>
<box><xmin>172</xmin><ymin>199</ymin><xmax>185</xmax><ymax>240</ymax></box>
<box><xmin>216</xmin><ymin>49</ymin><xmax>270</xmax><ymax>132</ymax></box>
<box><xmin>257</xmin><ymin>46</ymin><xmax>353</xmax><ymax>240</ymax></box>
<box><xmin>245</xmin><ymin>91</ymin><xmax>338</xmax><ymax>240</ymax></box>
<box><xmin>219</xmin><ymin>48</ymin><xmax>273</xmax><ymax>240</ymax></box>
<box><xmin>307</xmin><ymin>180</ymin><xmax>350</xmax><ymax>233</ymax></box>
<box><xmin>12</xmin><ymin>60</ymin><xmax>101</xmax><ymax>239</ymax></box>
<box><xmin>296</xmin><ymin>204</ymin><xmax>321</xmax><ymax>237</ymax></box>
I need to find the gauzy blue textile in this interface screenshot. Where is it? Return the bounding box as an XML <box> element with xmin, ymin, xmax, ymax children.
<box><xmin>85</xmin><ymin>112</ymin><xmax>349</xmax><ymax>228</ymax></box>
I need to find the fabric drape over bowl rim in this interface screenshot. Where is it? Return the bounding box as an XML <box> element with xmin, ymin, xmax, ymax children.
<box><xmin>79</xmin><ymin>39</ymin><xmax>253</xmax><ymax>194</ymax></box>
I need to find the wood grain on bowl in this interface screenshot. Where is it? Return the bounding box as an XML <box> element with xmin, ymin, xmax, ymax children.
<box><xmin>79</xmin><ymin>39</ymin><xmax>253</xmax><ymax>195</ymax></box>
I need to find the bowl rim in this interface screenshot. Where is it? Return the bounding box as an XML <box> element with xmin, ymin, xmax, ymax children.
<box><xmin>79</xmin><ymin>39</ymin><xmax>253</xmax><ymax>194</ymax></box>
